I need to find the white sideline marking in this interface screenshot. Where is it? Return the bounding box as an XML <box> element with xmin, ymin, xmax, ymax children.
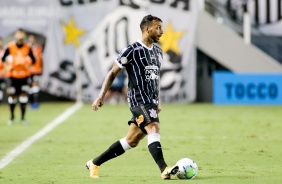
<box><xmin>0</xmin><ymin>102</ymin><xmax>83</xmax><ymax>169</ymax></box>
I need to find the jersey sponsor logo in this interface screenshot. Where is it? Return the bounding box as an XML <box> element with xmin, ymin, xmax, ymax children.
<box><xmin>145</xmin><ymin>65</ymin><xmax>159</xmax><ymax>80</ymax></box>
<box><xmin>149</xmin><ymin>108</ymin><xmax>157</xmax><ymax>118</ymax></box>
<box><xmin>136</xmin><ymin>115</ymin><xmax>144</xmax><ymax>127</ymax></box>
<box><xmin>146</xmin><ymin>66</ymin><xmax>158</xmax><ymax>70</ymax></box>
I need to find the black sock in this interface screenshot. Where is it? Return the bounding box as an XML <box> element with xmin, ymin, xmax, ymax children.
<box><xmin>9</xmin><ymin>104</ymin><xmax>16</xmax><ymax>120</ymax></box>
<box><xmin>20</xmin><ymin>103</ymin><xmax>27</xmax><ymax>120</ymax></box>
<box><xmin>93</xmin><ymin>141</ymin><xmax>125</xmax><ymax>166</ymax></box>
<box><xmin>148</xmin><ymin>142</ymin><xmax>167</xmax><ymax>172</ymax></box>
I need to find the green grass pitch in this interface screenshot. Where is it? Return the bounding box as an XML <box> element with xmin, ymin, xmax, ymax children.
<box><xmin>0</xmin><ymin>102</ymin><xmax>282</xmax><ymax>184</ymax></box>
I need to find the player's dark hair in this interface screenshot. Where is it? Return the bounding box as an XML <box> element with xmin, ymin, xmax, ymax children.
<box><xmin>140</xmin><ymin>15</ymin><xmax>162</xmax><ymax>32</ymax></box>
<box><xmin>17</xmin><ymin>28</ymin><xmax>25</xmax><ymax>33</ymax></box>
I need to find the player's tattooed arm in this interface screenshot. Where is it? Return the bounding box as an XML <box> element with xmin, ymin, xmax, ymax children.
<box><xmin>93</xmin><ymin>62</ymin><xmax>122</xmax><ymax>111</ymax></box>
<box><xmin>98</xmin><ymin>72</ymin><xmax>115</xmax><ymax>98</ymax></box>
<box><xmin>98</xmin><ymin>62</ymin><xmax>122</xmax><ymax>99</ymax></box>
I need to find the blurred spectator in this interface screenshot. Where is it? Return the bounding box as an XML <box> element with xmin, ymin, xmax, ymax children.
<box><xmin>105</xmin><ymin>68</ymin><xmax>127</xmax><ymax>105</ymax></box>
<box><xmin>28</xmin><ymin>34</ymin><xmax>43</xmax><ymax>109</ymax></box>
<box><xmin>0</xmin><ymin>37</ymin><xmax>5</xmax><ymax>103</ymax></box>
<box><xmin>1</xmin><ymin>29</ymin><xmax>36</xmax><ymax>125</ymax></box>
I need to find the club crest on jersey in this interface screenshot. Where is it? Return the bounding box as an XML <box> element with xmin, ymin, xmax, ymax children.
<box><xmin>136</xmin><ymin>115</ymin><xmax>144</xmax><ymax>127</ymax></box>
<box><xmin>121</xmin><ymin>57</ymin><xmax>128</xmax><ymax>64</ymax></box>
<box><xmin>145</xmin><ymin>65</ymin><xmax>159</xmax><ymax>80</ymax></box>
<box><xmin>149</xmin><ymin>109</ymin><xmax>157</xmax><ymax>118</ymax></box>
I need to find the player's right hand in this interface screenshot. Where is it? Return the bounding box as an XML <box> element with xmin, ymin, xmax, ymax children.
<box><xmin>92</xmin><ymin>97</ymin><xmax>104</xmax><ymax>111</ymax></box>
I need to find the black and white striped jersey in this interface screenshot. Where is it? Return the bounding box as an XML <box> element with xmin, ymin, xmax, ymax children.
<box><xmin>115</xmin><ymin>40</ymin><xmax>163</xmax><ymax>108</ymax></box>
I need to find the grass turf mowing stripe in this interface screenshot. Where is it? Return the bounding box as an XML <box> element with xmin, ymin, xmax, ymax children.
<box><xmin>0</xmin><ymin>102</ymin><xmax>83</xmax><ymax>169</ymax></box>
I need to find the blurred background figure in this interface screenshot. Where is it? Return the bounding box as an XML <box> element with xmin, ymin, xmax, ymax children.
<box><xmin>104</xmin><ymin>68</ymin><xmax>127</xmax><ymax>105</ymax></box>
<box><xmin>1</xmin><ymin>29</ymin><xmax>35</xmax><ymax>125</ymax></box>
<box><xmin>0</xmin><ymin>37</ymin><xmax>6</xmax><ymax>103</ymax></box>
<box><xmin>28</xmin><ymin>34</ymin><xmax>43</xmax><ymax>109</ymax></box>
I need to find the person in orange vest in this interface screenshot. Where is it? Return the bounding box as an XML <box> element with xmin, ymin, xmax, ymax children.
<box><xmin>1</xmin><ymin>29</ymin><xmax>36</xmax><ymax>125</ymax></box>
<box><xmin>0</xmin><ymin>37</ymin><xmax>6</xmax><ymax>103</ymax></box>
<box><xmin>28</xmin><ymin>34</ymin><xmax>43</xmax><ymax>109</ymax></box>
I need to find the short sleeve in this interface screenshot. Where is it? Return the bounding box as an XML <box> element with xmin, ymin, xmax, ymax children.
<box><xmin>115</xmin><ymin>46</ymin><xmax>134</xmax><ymax>69</ymax></box>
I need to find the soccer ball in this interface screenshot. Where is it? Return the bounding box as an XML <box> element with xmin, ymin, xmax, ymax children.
<box><xmin>175</xmin><ymin>158</ymin><xmax>198</xmax><ymax>179</ymax></box>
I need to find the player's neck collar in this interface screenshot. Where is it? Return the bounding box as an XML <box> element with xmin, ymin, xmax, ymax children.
<box><xmin>137</xmin><ymin>40</ymin><xmax>153</xmax><ymax>50</ymax></box>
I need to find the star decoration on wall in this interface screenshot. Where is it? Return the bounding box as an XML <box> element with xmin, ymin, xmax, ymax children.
<box><xmin>159</xmin><ymin>22</ymin><xmax>184</xmax><ymax>55</ymax></box>
<box><xmin>62</xmin><ymin>17</ymin><xmax>86</xmax><ymax>48</ymax></box>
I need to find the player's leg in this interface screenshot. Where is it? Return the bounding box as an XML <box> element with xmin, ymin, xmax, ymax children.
<box><xmin>19</xmin><ymin>78</ymin><xmax>30</xmax><ymax>124</ymax></box>
<box><xmin>121</xmin><ymin>86</ymin><xmax>127</xmax><ymax>102</ymax></box>
<box><xmin>7</xmin><ymin>95</ymin><xmax>17</xmax><ymax>125</ymax></box>
<box><xmin>30</xmin><ymin>75</ymin><xmax>40</xmax><ymax>109</ymax></box>
<box><xmin>145</xmin><ymin>122</ymin><xmax>166</xmax><ymax>170</ymax></box>
<box><xmin>134</xmin><ymin>103</ymin><xmax>178</xmax><ymax>180</ymax></box>
<box><xmin>104</xmin><ymin>89</ymin><xmax>117</xmax><ymax>105</ymax></box>
<box><xmin>86</xmin><ymin>123</ymin><xmax>146</xmax><ymax>178</ymax></box>
<box><xmin>145</xmin><ymin>122</ymin><xmax>178</xmax><ymax>179</ymax></box>
<box><xmin>19</xmin><ymin>93</ymin><xmax>29</xmax><ymax>124</ymax></box>
<box><xmin>6</xmin><ymin>78</ymin><xmax>17</xmax><ymax>125</ymax></box>
<box><xmin>133</xmin><ymin>104</ymin><xmax>168</xmax><ymax>173</ymax></box>
<box><xmin>93</xmin><ymin>123</ymin><xmax>145</xmax><ymax>165</ymax></box>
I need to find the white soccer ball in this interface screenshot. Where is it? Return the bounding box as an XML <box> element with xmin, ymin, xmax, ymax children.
<box><xmin>176</xmin><ymin>158</ymin><xmax>198</xmax><ymax>179</ymax></box>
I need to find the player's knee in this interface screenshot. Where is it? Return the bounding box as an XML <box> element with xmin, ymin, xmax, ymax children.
<box><xmin>129</xmin><ymin>141</ymin><xmax>139</xmax><ymax>148</ymax></box>
<box><xmin>127</xmin><ymin>131</ymin><xmax>146</xmax><ymax>147</ymax></box>
<box><xmin>19</xmin><ymin>96</ymin><xmax>28</xmax><ymax>103</ymax></box>
<box><xmin>125</xmin><ymin>137</ymin><xmax>140</xmax><ymax>148</ymax></box>
<box><xmin>145</xmin><ymin>122</ymin><xmax>160</xmax><ymax>134</ymax></box>
<box><xmin>8</xmin><ymin>96</ymin><xmax>17</xmax><ymax>104</ymax></box>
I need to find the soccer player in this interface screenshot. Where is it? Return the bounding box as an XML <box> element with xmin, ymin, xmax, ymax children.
<box><xmin>86</xmin><ymin>15</ymin><xmax>179</xmax><ymax>180</ymax></box>
<box><xmin>28</xmin><ymin>34</ymin><xmax>43</xmax><ymax>109</ymax></box>
<box><xmin>1</xmin><ymin>29</ymin><xmax>35</xmax><ymax>125</ymax></box>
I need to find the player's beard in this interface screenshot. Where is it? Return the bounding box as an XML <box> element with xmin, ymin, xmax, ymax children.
<box><xmin>153</xmin><ymin>36</ymin><xmax>160</xmax><ymax>43</ymax></box>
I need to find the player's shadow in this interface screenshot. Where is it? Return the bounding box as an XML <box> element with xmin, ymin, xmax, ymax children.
<box><xmin>170</xmin><ymin>176</ymin><xmax>215</xmax><ymax>181</ymax></box>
